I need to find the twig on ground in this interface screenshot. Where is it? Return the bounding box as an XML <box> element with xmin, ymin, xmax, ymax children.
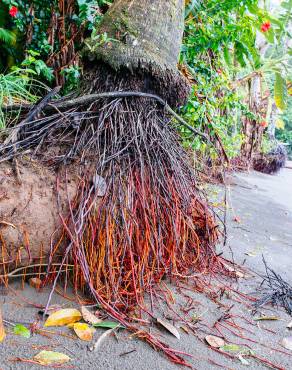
<box><xmin>254</xmin><ymin>256</ymin><xmax>292</xmax><ymax>315</ymax></box>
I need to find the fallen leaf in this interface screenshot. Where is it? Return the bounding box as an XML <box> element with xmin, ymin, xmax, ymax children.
<box><xmin>254</xmin><ymin>316</ymin><xmax>280</xmax><ymax>321</ymax></box>
<box><xmin>245</xmin><ymin>252</ymin><xmax>257</xmax><ymax>257</ymax></box>
<box><xmin>233</xmin><ymin>216</ymin><xmax>241</xmax><ymax>223</ymax></box>
<box><xmin>33</xmin><ymin>350</ymin><xmax>71</xmax><ymax>365</ymax></box>
<box><xmin>44</xmin><ymin>308</ymin><xmax>82</xmax><ymax>327</ymax></box>
<box><xmin>222</xmin><ymin>263</ymin><xmax>246</xmax><ymax>278</ymax></box>
<box><xmin>220</xmin><ymin>344</ymin><xmax>241</xmax><ymax>352</ymax></box>
<box><xmin>81</xmin><ymin>306</ymin><xmax>102</xmax><ymax>325</ymax></box>
<box><xmin>0</xmin><ymin>309</ymin><xmax>5</xmax><ymax>342</ymax></box>
<box><xmin>238</xmin><ymin>354</ymin><xmax>249</xmax><ymax>365</ymax></box>
<box><xmin>282</xmin><ymin>337</ymin><xmax>292</xmax><ymax>351</ymax></box>
<box><xmin>156</xmin><ymin>318</ymin><xmax>180</xmax><ymax>339</ymax></box>
<box><xmin>0</xmin><ymin>220</ymin><xmax>16</xmax><ymax>228</ymax></box>
<box><xmin>287</xmin><ymin>321</ymin><xmax>292</xmax><ymax>329</ymax></box>
<box><xmin>89</xmin><ymin>328</ymin><xmax>116</xmax><ymax>352</ymax></box>
<box><xmin>235</xmin><ymin>271</ymin><xmax>245</xmax><ymax>278</ymax></box>
<box><xmin>180</xmin><ymin>326</ymin><xmax>189</xmax><ymax>334</ymax></box>
<box><xmin>73</xmin><ymin>323</ymin><xmax>93</xmax><ymax>341</ymax></box>
<box><xmin>205</xmin><ymin>335</ymin><xmax>225</xmax><ymax>348</ymax></box>
<box><xmin>93</xmin><ymin>321</ymin><xmax>121</xmax><ymax>329</ymax></box>
<box><xmin>29</xmin><ymin>277</ymin><xmax>42</xmax><ymax>290</ymax></box>
<box><xmin>13</xmin><ymin>324</ymin><xmax>30</xmax><ymax>338</ymax></box>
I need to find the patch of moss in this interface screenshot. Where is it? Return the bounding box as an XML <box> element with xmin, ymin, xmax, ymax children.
<box><xmin>112</xmin><ymin>8</ymin><xmax>138</xmax><ymax>41</ymax></box>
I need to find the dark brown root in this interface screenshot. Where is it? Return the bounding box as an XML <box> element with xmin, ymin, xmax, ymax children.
<box><xmin>254</xmin><ymin>257</ymin><xmax>292</xmax><ymax>315</ymax></box>
<box><xmin>82</xmin><ymin>61</ymin><xmax>190</xmax><ymax>108</ymax></box>
<box><xmin>253</xmin><ymin>144</ymin><xmax>287</xmax><ymax>175</ymax></box>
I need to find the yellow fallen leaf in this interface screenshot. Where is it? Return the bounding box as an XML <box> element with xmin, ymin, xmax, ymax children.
<box><xmin>33</xmin><ymin>350</ymin><xmax>70</xmax><ymax>365</ymax></box>
<box><xmin>254</xmin><ymin>316</ymin><xmax>280</xmax><ymax>321</ymax></box>
<box><xmin>44</xmin><ymin>308</ymin><xmax>82</xmax><ymax>327</ymax></box>
<box><xmin>0</xmin><ymin>309</ymin><xmax>6</xmax><ymax>342</ymax></box>
<box><xmin>73</xmin><ymin>322</ymin><xmax>93</xmax><ymax>341</ymax></box>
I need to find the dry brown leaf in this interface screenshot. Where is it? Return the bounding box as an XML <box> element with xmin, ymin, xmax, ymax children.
<box><xmin>29</xmin><ymin>277</ymin><xmax>42</xmax><ymax>290</ymax></box>
<box><xmin>222</xmin><ymin>263</ymin><xmax>245</xmax><ymax>278</ymax></box>
<box><xmin>281</xmin><ymin>337</ymin><xmax>292</xmax><ymax>351</ymax></box>
<box><xmin>235</xmin><ymin>271</ymin><xmax>245</xmax><ymax>278</ymax></box>
<box><xmin>156</xmin><ymin>318</ymin><xmax>180</xmax><ymax>339</ymax></box>
<box><xmin>0</xmin><ymin>309</ymin><xmax>6</xmax><ymax>342</ymax></box>
<box><xmin>180</xmin><ymin>326</ymin><xmax>189</xmax><ymax>334</ymax></box>
<box><xmin>73</xmin><ymin>323</ymin><xmax>93</xmax><ymax>341</ymax></box>
<box><xmin>44</xmin><ymin>308</ymin><xmax>82</xmax><ymax>327</ymax></box>
<box><xmin>81</xmin><ymin>306</ymin><xmax>102</xmax><ymax>325</ymax></box>
<box><xmin>205</xmin><ymin>335</ymin><xmax>225</xmax><ymax>348</ymax></box>
<box><xmin>0</xmin><ymin>220</ymin><xmax>16</xmax><ymax>228</ymax></box>
<box><xmin>33</xmin><ymin>350</ymin><xmax>70</xmax><ymax>365</ymax></box>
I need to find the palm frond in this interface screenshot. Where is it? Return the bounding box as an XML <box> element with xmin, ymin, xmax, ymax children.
<box><xmin>185</xmin><ymin>0</ymin><xmax>204</xmax><ymax>18</ymax></box>
<box><xmin>0</xmin><ymin>28</ymin><xmax>16</xmax><ymax>45</ymax></box>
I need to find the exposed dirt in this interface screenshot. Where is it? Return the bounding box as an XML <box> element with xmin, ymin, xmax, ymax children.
<box><xmin>0</xmin><ymin>159</ymin><xmax>79</xmax><ymax>269</ymax></box>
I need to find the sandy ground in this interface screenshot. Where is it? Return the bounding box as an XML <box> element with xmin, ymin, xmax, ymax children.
<box><xmin>0</xmin><ymin>166</ymin><xmax>292</xmax><ymax>370</ymax></box>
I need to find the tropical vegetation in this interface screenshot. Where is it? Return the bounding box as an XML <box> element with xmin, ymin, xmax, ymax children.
<box><xmin>0</xmin><ymin>0</ymin><xmax>291</xmax><ymax>159</ymax></box>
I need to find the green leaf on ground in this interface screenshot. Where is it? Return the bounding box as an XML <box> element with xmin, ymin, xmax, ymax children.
<box><xmin>93</xmin><ymin>321</ymin><xmax>121</xmax><ymax>329</ymax></box>
<box><xmin>13</xmin><ymin>324</ymin><xmax>31</xmax><ymax>338</ymax></box>
<box><xmin>220</xmin><ymin>344</ymin><xmax>241</xmax><ymax>352</ymax></box>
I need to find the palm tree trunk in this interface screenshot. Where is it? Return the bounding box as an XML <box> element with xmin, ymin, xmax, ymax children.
<box><xmin>241</xmin><ymin>76</ymin><xmax>263</xmax><ymax>161</ymax></box>
<box><xmin>87</xmin><ymin>0</ymin><xmax>184</xmax><ymax>73</ymax></box>
<box><xmin>84</xmin><ymin>0</ymin><xmax>189</xmax><ymax>107</ymax></box>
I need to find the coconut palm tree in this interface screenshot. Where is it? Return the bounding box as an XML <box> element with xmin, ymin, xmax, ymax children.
<box><xmin>0</xmin><ymin>2</ymin><xmax>219</xmax><ymax>365</ymax></box>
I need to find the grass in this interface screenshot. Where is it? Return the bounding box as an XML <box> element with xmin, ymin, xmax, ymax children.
<box><xmin>0</xmin><ymin>70</ymin><xmax>48</xmax><ymax>129</ymax></box>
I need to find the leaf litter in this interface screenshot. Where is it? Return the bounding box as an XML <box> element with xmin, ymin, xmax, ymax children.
<box><xmin>44</xmin><ymin>308</ymin><xmax>82</xmax><ymax>327</ymax></box>
<box><xmin>156</xmin><ymin>318</ymin><xmax>180</xmax><ymax>339</ymax></box>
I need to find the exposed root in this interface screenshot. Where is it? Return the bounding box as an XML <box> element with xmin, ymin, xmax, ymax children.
<box><xmin>0</xmin><ymin>67</ymin><xmax>224</xmax><ymax>366</ymax></box>
<box><xmin>253</xmin><ymin>144</ymin><xmax>287</xmax><ymax>175</ymax></box>
<box><xmin>254</xmin><ymin>257</ymin><xmax>292</xmax><ymax>316</ymax></box>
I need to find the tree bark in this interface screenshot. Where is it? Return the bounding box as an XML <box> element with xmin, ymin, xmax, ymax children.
<box><xmin>83</xmin><ymin>0</ymin><xmax>189</xmax><ymax>108</ymax></box>
<box><xmin>241</xmin><ymin>77</ymin><xmax>262</xmax><ymax>161</ymax></box>
<box><xmin>86</xmin><ymin>0</ymin><xmax>185</xmax><ymax>74</ymax></box>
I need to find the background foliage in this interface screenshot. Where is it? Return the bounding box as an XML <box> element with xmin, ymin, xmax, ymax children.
<box><xmin>0</xmin><ymin>0</ymin><xmax>291</xmax><ymax>158</ymax></box>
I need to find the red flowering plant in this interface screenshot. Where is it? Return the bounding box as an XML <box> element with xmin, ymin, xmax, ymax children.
<box><xmin>9</xmin><ymin>5</ymin><xmax>18</xmax><ymax>17</ymax></box>
<box><xmin>261</xmin><ymin>21</ymin><xmax>271</xmax><ymax>33</ymax></box>
<box><xmin>259</xmin><ymin>121</ymin><xmax>268</xmax><ymax>128</ymax></box>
